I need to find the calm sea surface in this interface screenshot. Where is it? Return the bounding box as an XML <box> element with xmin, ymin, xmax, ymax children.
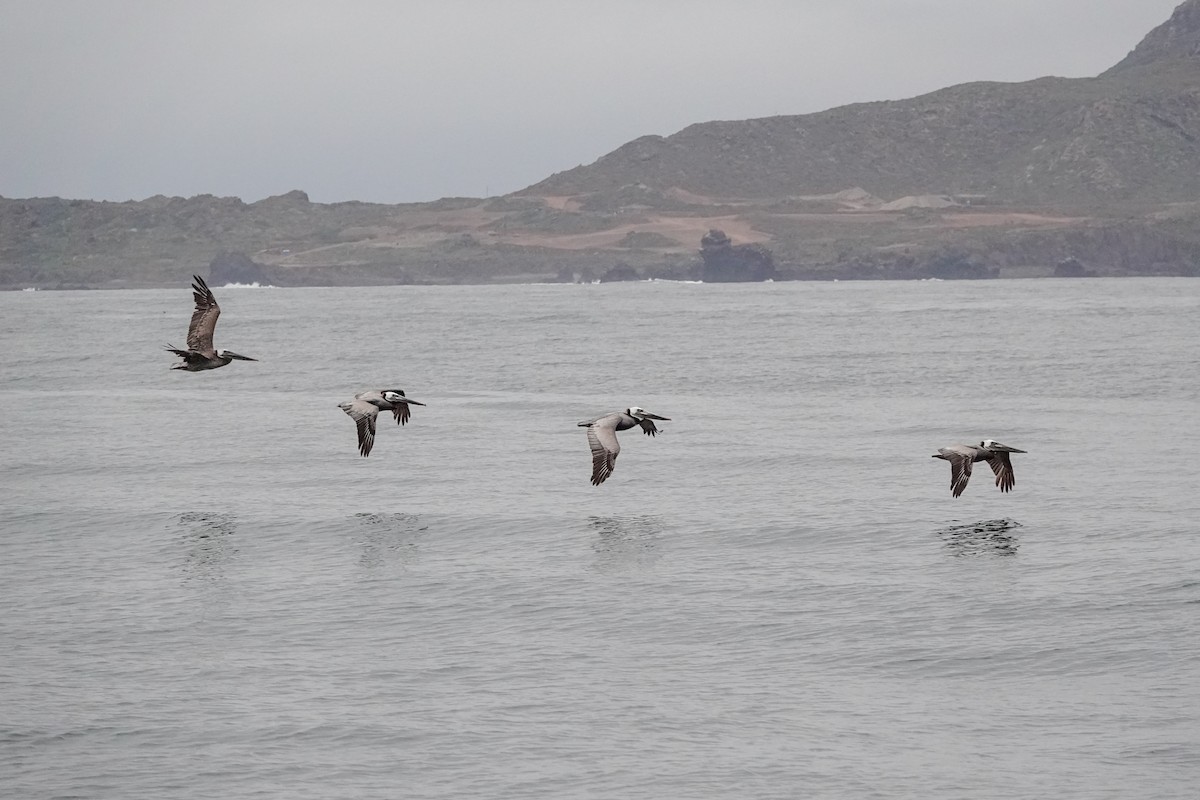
<box><xmin>1</xmin><ymin>279</ymin><xmax>1198</xmax><ymax>799</ymax></box>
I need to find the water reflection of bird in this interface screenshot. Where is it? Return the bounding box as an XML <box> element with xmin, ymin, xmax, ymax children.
<box><xmin>937</xmin><ymin>518</ymin><xmax>1022</xmax><ymax>557</ymax></box>
<box><xmin>589</xmin><ymin>515</ymin><xmax>664</xmax><ymax>573</ymax></box>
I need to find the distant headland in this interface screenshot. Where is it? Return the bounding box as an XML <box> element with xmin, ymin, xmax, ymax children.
<box><xmin>4</xmin><ymin>1</ymin><xmax>1200</xmax><ymax>288</ymax></box>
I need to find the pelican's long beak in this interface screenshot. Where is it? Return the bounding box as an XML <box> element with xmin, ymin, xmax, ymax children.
<box><xmin>399</xmin><ymin>397</ymin><xmax>425</xmax><ymax>406</ymax></box>
<box><xmin>990</xmin><ymin>443</ymin><xmax>1026</xmax><ymax>453</ymax></box>
<box><xmin>226</xmin><ymin>352</ymin><xmax>258</xmax><ymax>361</ymax></box>
<box><xmin>642</xmin><ymin>412</ymin><xmax>670</xmax><ymax>421</ymax></box>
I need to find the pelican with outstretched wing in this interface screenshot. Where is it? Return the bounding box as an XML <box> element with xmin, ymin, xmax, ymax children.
<box><xmin>578</xmin><ymin>407</ymin><xmax>670</xmax><ymax>485</ymax></box>
<box><xmin>339</xmin><ymin>389</ymin><xmax>425</xmax><ymax>457</ymax></box>
<box><xmin>932</xmin><ymin>439</ymin><xmax>1027</xmax><ymax>497</ymax></box>
<box><xmin>165</xmin><ymin>275</ymin><xmax>258</xmax><ymax>371</ymax></box>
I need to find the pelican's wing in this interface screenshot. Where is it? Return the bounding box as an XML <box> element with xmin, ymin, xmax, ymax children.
<box><xmin>164</xmin><ymin>344</ymin><xmax>206</xmax><ymax>366</ymax></box>
<box><xmin>586</xmin><ymin>414</ymin><xmax>621</xmax><ymax>485</ymax></box>
<box><xmin>185</xmin><ymin>275</ymin><xmax>220</xmax><ymax>356</ymax></box>
<box><xmin>987</xmin><ymin>451</ymin><xmax>1016</xmax><ymax>493</ymax></box>
<box><xmin>340</xmin><ymin>399</ymin><xmax>381</xmax><ymax>457</ymax></box>
<box><xmin>938</xmin><ymin>448</ymin><xmax>974</xmax><ymax>498</ymax></box>
<box><xmin>391</xmin><ymin>403</ymin><xmax>411</xmax><ymax>426</ymax></box>
<box><xmin>637</xmin><ymin>418</ymin><xmax>661</xmax><ymax>437</ymax></box>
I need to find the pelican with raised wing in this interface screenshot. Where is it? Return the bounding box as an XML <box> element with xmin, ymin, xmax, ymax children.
<box><xmin>339</xmin><ymin>389</ymin><xmax>425</xmax><ymax>457</ymax></box>
<box><xmin>165</xmin><ymin>275</ymin><xmax>258</xmax><ymax>371</ymax></box>
<box><xmin>932</xmin><ymin>439</ymin><xmax>1027</xmax><ymax>498</ymax></box>
<box><xmin>578</xmin><ymin>407</ymin><xmax>670</xmax><ymax>485</ymax></box>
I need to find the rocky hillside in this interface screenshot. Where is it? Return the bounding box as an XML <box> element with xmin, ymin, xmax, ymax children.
<box><xmin>3</xmin><ymin>1</ymin><xmax>1200</xmax><ymax>288</ymax></box>
<box><xmin>523</xmin><ymin>2</ymin><xmax>1200</xmax><ymax>206</ymax></box>
<box><xmin>1104</xmin><ymin>0</ymin><xmax>1200</xmax><ymax>73</ymax></box>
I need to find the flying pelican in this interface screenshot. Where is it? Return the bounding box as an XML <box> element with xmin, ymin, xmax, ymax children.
<box><xmin>932</xmin><ymin>439</ymin><xmax>1027</xmax><ymax>498</ymax></box>
<box><xmin>578</xmin><ymin>407</ymin><xmax>670</xmax><ymax>485</ymax></box>
<box><xmin>165</xmin><ymin>275</ymin><xmax>258</xmax><ymax>370</ymax></box>
<box><xmin>339</xmin><ymin>389</ymin><xmax>425</xmax><ymax>457</ymax></box>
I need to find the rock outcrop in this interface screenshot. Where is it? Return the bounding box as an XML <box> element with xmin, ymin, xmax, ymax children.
<box><xmin>699</xmin><ymin>229</ymin><xmax>775</xmax><ymax>282</ymax></box>
<box><xmin>208</xmin><ymin>251</ymin><xmax>269</xmax><ymax>285</ymax></box>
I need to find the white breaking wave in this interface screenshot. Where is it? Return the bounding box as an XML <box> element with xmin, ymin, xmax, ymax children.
<box><xmin>219</xmin><ymin>282</ymin><xmax>276</xmax><ymax>289</ymax></box>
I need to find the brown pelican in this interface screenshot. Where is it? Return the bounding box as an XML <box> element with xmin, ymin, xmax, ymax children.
<box><xmin>578</xmin><ymin>407</ymin><xmax>669</xmax><ymax>485</ymax></box>
<box><xmin>932</xmin><ymin>440</ymin><xmax>1027</xmax><ymax>498</ymax></box>
<box><xmin>165</xmin><ymin>275</ymin><xmax>258</xmax><ymax>370</ymax></box>
<box><xmin>339</xmin><ymin>389</ymin><xmax>425</xmax><ymax>457</ymax></box>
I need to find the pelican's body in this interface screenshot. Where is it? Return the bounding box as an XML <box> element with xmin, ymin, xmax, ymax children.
<box><xmin>165</xmin><ymin>275</ymin><xmax>258</xmax><ymax>370</ymax></box>
<box><xmin>577</xmin><ymin>407</ymin><xmax>669</xmax><ymax>485</ymax></box>
<box><xmin>339</xmin><ymin>389</ymin><xmax>425</xmax><ymax>457</ymax></box>
<box><xmin>932</xmin><ymin>439</ymin><xmax>1027</xmax><ymax>498</ymax></box>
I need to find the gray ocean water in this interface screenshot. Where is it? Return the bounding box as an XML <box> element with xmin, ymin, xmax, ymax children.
<box><xmin>1</xmin><ymin>278</ymin><xmax>1198</xmax><ymax>799</ymax></box>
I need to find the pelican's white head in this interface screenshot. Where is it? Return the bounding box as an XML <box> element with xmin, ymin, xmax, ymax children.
<box><xmin>626</xmin><ymin>406</ymin><xmax>670</xmax><ymax>422</ymax></box>
<box><xmin>981</xmin><ymin>439</ymin><xmax>1026</xmax><ymax>453</ymax></box>
<box><xmin>383</xmin><ymin>389</ymin><xmax>425</xmax><ymax>406</ymax></box>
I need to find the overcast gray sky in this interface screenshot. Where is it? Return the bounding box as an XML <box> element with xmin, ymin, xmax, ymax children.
<box><xmin>0</xmin><ymin>1</ymin><xmax>1182</xmax><ymax>204</ymax></box>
